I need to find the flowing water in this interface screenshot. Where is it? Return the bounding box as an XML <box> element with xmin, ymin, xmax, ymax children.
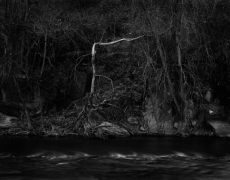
<box><xmin>1</xmin><ymin>136</ymin><xmax>230</xmax><ymax>180</ymax></box>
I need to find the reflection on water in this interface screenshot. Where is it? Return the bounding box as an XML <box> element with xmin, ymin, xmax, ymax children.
<box><xmin>0</xmin><ymin>137</ymin><xmax>230</xmax><ymax>180</ymax></box>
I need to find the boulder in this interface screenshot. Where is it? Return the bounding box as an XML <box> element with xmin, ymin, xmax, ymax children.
<box><xmin>0</xmin><ymin>113</ymin><xmax>17</xmax><ymax>128</ymax></box>
<box><xmin>127</xmin><ymin>117</ymin><xmax>139</xmax><ymax>125</ymax></box>
<box><xmin>96</xmin><ymin>122</ymin><xmax>130</xmax><ymax>137</ymax></box>
<box><xmin>139</xmin><ymin>126</ymin><xmax>146</xmax><ymax>131</ymax></box>
<box><xmin>208</xmin><ymin>120</ymin><xmax>230</xmax><ymax>137</ymax></box>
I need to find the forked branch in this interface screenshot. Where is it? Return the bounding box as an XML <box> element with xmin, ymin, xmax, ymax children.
<box><xmin>89</xmin><ymin>36</ymin><xmax>143</xmax><ymax>105</ymax></box>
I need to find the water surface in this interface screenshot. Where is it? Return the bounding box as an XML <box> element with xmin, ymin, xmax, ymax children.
<box><xmin>1</xmin><ymin>136</ymin><xmax>230</xmax><ymax>180</ymax></box>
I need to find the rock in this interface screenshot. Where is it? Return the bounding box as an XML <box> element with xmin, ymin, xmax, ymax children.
<box><xmin>204</xmin><ymin>90</ymin><xmax>213</xmax><ymax>103</ymax></box>
<box><xmin>0</xmin><ymin>113</ymin><xmax>17</xmax><ymax>128</ymax></box>
<box><xmin>174</xmin><ymin>122</ymin><xmax>179</xmax><ymax>128</ymax></box>
<box><xmin>192</xmin><ymin>120</ymin><xmax>197</xmax><ymax>126</ymax></box>
<box><xmin>139</xmin><ymin>126</ymin><xmax>145</xmax><ymax>131</ymax></box>
<box><xmin>127</xmin><ymin>117</ymin><xmax>139</xmax><ymax>125</ymax></box>
<box><xmin>208</xmin><ymin>120</ymin><xmax>230</xmax><ymax>137</ymax></box>
<box><xmin>96</xmin><ymin>122</ymin><xmax>130</xmax><ymax>137</ymax></box>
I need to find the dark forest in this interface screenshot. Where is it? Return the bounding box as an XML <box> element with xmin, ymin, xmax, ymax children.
<box><xmin>1</xmin><ymin>0</ymin><xmax>230</xmax><ymax>138</ymax></box>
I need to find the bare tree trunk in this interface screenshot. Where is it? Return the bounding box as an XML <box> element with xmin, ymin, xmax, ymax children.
<box><xmin>172</xmin><ymin>0</ymin><xmax>189</xmax><ymax>132</ymax></box>
<box><xmin>41</xmin><ymin>31</ymin><xmax>47</xmax><ymax>76</ymax></box>
<box><xmin>139</xmin><ymin>0</ymin><xmax>181</xmax><ymax>113</ymax></box>
<box><xmin>89</xmin><ymin>52</ymin><xmax>96</xmax><ymax>106</ymax></box>
<box><xmin>5</xmin><ymin>0</ymin><xmax>8</xmax><ymax>18</ymax></box>
<box><xmin>155</xmin><ymin>36</ymin><xmax>181</xmax><ymax>113</ymax></box>
<box><xmin>1</xmin><ymin>88</ymin><xmax>7</xmax><ymax>102</ymax></box>
<box><xmin>13</xmin><ymin>78</ymin><xmax>32</xmax><ymax>130</ymax></box>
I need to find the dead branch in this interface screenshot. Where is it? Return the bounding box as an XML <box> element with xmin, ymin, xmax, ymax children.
<box><xmin>89</xmin><ymin>36</ymin><xmax>143</xmax><ymax>105</ymax></box>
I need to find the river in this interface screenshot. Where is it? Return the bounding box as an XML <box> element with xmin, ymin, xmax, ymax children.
<box><xmin>0</xmin><ymin>136</ymin><xmax>230</xmax><ymax>180</ymax></box>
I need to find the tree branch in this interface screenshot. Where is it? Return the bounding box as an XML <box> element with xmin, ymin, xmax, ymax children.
<box><xmin>89</xmin><ymin>36</ymin><xmax>143</xmax><ymax>105</ymax></box>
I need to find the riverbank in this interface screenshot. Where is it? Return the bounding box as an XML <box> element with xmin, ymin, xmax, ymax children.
<box><xmin>1</xmin><ymin>109</ymin><xmax>229</xmax><ymax>138</ymax></box>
